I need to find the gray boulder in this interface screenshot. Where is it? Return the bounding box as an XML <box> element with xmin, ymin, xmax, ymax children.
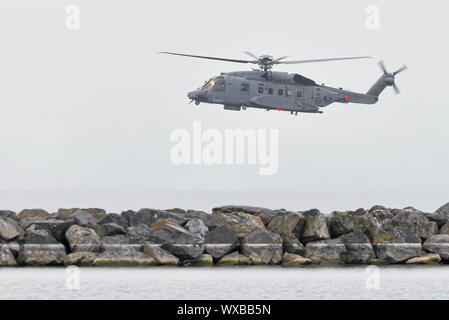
<box><xmin>384</xmin><ymin>210</ymin><xmax>438</xmax><ymax>240</ymax></box>
<box><xmin>101</xmin><ymin>234</ymin><xmax>144</xmax><ymax>252</ymax></box>
<box><xmin>185</xmin><ymin>219</ymin><xmax>208</xmax><ymax>239</ymax></box>
<box><xmin>424</xmin><ymin>212</ymin><xmax>448</xmax><ymax>228</ymax></box>
<box><xmin>96</xmin><ymin>223</ymin><xmax>127</xmax><ymax>237</ymax></box>
<box><xmin>94</xmin><ymin>247</ymin><xmax>156</xmax><ymax>266</ymax></box>
<box><xmin>54</xmin><ymin>208</ymin><xmax>105</xmax><ymax>220</ymax></box>
<box><xmin>65</xmin><ymin>225</ymin><xmax>102</xmax><ymax>252</ymax></box>
<box><xmin>212</xmin><ymin>205</ymin><xmax>272</xmax><ymax>215</ymax></box>
<box><xmin>64</xmin><ymin>252</ymin><xmax>98</xmax><ymax>266</ymax></box>
<box><xmin>75</xmin><ymin>208</ymin><xmax>106</xmax><ymax>221</ymax></box>
<box><xmin>52</xmin><ymin>208</ymin><xmax>106</xmax><ymax>221</ymax></box>
<box><xmin>372</xmin><ymin>227</ymin><xmax>422</xmax><ymax>263</ymax></box>
<box><xmin>282</xmin><ymin>252</ymin><xmax>312</xmax><ymax>266</ymax></box>
<box><xmin>340</xmin><ymin>230</ymin><xmax>375</xmax><ymax>264</ymax></box>
<box><xmin>18</xmin><ymin>209</ymin><xmax>49</xmax><ymax>220</ymax></box>
<box><xmin>205</xmin><ymin>225</ymin><xmax>239</xmax><ymax>259</ymax></box>
<box><xmin>0</xmin><ymin>246</ymin><xmax>17</xmax><ymax>266</ymax></box>
<box><xmin>19</xmin><ymin>243</ymin><xmax>66</xmax><ymax>265</ymax></box>
<box><xmin>212</xmin><ymin>205</ymin><xmax>281</xmax><ymax>226</ymax></box>
<box><xmin>328</xmin><ymin>208</ymin><xmax>377</xmax><ymax>238</ymax></box>
<box><xmin>4</xmin><ymin>217</ymin><xmax>25</xmax><ymax>241</ymax></box>
<box><xmin>1</xmin><ymin>241</ymin><xmax>20</xmax><ymax>257</ymax></box>
<box><xmin>436</xmin><ymin>202</ymin><xmax>449</xmax><ymax>215</ymax></box>
<box><xmin>120</xmin><ymin>210</ymin><xmax>136</xmax><ymax>227</ymax></box>
<box><xmin>304</xmin><ymin>238</ymin><xmax>347</xmax><ymax>263</ymax></box>
<box><xmin>0</xmin><ymin>210</ymin><xmax>17</xmax><ymax>222</ymax></box>
<box><xmin>143</xmin><ymin>242</ymin><xmax>179</xmax><ymax>265</ymax></box>
<box><xmin>72</xmin><ymin>210</ymin><xmax>99</xmax><ymax>228</ymax></box>
<box><xmin>98</xmin><ymin>213</ymin><xmax>127</xmax><ymax>227</ymax></box>
<box><xmin>203</xmin><ymin>212</ymin><xmax>264</xmax><ymax>237</ymax></box>
<box><xmin>127</xmin><ymin>224</ymin><xmax>153</xmax><ymax>241</ymax></box>
<box><xmin>126</xmin><ymin>208</ymin><xmax>188</xmax><ymax>227</ymax></box>
<box><xmin>24</xmin><ymin>225</ymin><xmax>60</xmax><ymax>244</ymax></box>
<box><xmin>216</xmin><ymin>251</ymin><xmax>251</xmax><ymax>266</ymax></box>
<box><xmin>184</xmin><ymin>210</ymin><xmax>211</xmax><ymax>221</ymax></box>
<box><xmin>367</xmin><ymin>206</ymin><xmax>394</xmax><ymax>222</ymax></box>
<box><xmin>166</xmin><ymin>208</ymin><xmax>186</xmax><ymax>215</ymax></box>
<box><xmin>406</xmin><ymin>253</ymin><xmax>441</xmax><ymax>265</ymax></box>
<box><xmin>23</xmin><ymin>219</ymin><xmax>74</xmax><ymax>242</ymax></box>
<box><xmin>282</xmin><ymin>233</ymin><xmax>305</xmax><ymax>255</ymax></box>
<box><xmin>48</xmin><ymin>209</ymin><xmax>74</xmax><ymax>221</ymax></box>
<box><xmin>301</xmin><ymin>209</ymin><xmax>330</xmax><ymax>242</ymax></box>
<box><xmin>267</xmin><ymin>211</ymin><xmax>304</xmax><ymax>238</ymax></box>
<box><xmin>439</xmin><ymin>221</ymin><xmax>449</xmax><ymax>234</ymax></box>
<box><xmin>423</xmin><ymin>234</ymin><xmax>449</xmax><ymax>260</ymax></box>
<box><xmin>148</xmin><ymin>223</ymin><xmax>204</xmax><ymax>260</ymax></box>
<box><xmin>241</xmin><ymin>229</ymin><xmax>283</xmax><ymax>264</ymax></box>
<box><xmin>368</xmin><ymin>205</ymin><xmax>388</xmax><ymax>212</ymax></box>
<box><xmin>187</xmin><ymin>253</ymin><xmax>214</xmax><ymax>266</ymax></box>
<box><xmin>0</xmin><ymin>217</ymin><xmax>21</xmax><ymax>241</ymax></box>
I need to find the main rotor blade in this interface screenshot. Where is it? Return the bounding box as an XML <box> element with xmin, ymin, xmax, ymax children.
<box><xmin>243</xmin><ymin>51</ymin><xmax>259</xmax><ymax>60</ymax></box>
<box><xmin>275</xmin><ymin>56</ymin><xmax>289</xmax><ymax>62</ymax></box>
<box><xmin>281</xmin><ymin>56</ymin><xmax>373</xmax><ymax>65</ymax></box>
<box><xmin>159</xmin><ymin>51</ymin><xmax>254</xmax><ymax>64</ymax></box>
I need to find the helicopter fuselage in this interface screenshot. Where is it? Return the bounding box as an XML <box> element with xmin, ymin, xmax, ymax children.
<box><xmin>187</xmin><ymin>70</ymin><xmax>379</xmax><ymax>114</ymax></box>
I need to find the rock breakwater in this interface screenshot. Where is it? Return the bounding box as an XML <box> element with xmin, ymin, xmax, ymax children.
<box><xmin>1</xmin><ymin>203</ymin><xmax>449</xmax><ymax>266</ymax></box>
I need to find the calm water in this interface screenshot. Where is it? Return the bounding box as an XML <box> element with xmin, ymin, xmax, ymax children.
<box><xmin>0</xmin><ymin>266</ymin><xmax>448</xmax><ymax>300</ymax></box>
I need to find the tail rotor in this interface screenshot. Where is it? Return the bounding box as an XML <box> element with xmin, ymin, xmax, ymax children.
<box><xmin>378</xmin><ymin>61</ymin><xmax>407</xmax><ymax>94</ymax></box>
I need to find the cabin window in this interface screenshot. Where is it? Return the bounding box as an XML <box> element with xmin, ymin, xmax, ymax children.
<box><xmin>258</xmin><ymin>86</ymin><xmax>264</xmax><ymax>94</ymax></box>
<box><xmin>286</xmin><ymin>89</ymin><xmax>292</xmax><ymax>97</ymax></box>
<box><xmin>241</xmin><ymin>83</ymin><xmax>250</xmax><ymax>93</ymax></box>
<box><xmin>268</xmin><ymin>88</ymin><xmax>273</xmax><ymax>95</ymax></box>
<box><xmin>278</xmin><ymin>89</ymin><xmax>283</xmax><ymax>96</ymax></box>
<box><xmin>297</xmin><ymin>91</ymin><xmax>302</xmax><ymax>97</ymax></box>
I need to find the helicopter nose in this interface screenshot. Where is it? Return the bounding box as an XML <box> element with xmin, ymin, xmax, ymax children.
<box><xmin>187</xmin><ymin>91</ymin><xmax>197</xmax><ymax>99</ymax></box>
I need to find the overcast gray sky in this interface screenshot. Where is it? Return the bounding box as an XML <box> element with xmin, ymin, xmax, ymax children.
<box><xmin>0</xmin><ymin>0</ymin><xmax>447</xmax><ymax>213</ymax></box>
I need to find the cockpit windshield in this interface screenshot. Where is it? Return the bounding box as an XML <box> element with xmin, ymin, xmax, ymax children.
<box><xmin>202</xmin><ymin>79</ymin><xmax>215</xmax><ymax>89</ymax></box>
<box><xmin>202</xmin><ymin>76</ymin><xmax>225</xmax><ymax>91</ymax></box>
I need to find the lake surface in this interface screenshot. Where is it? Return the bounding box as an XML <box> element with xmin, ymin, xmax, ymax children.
<box><xmin>0</xmin><ymin>266</ymin><xmax>448</xmax><ymax>300</ymax></box>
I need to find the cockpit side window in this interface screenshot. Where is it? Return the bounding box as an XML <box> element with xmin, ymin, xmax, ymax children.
<box><xmin>212</xmin><ymin>79</ymin><xmax>225</xmax><ymax>91</ymax></box>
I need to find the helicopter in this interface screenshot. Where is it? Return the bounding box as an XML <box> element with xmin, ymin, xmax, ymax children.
<box><xmin>159</xmin><ymin>51</ymin><xmax>407</xmax><ymax>115</ymax></box>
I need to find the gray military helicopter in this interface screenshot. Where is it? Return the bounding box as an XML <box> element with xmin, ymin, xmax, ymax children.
<box><xmin>160</xmin><ymin>51</ymin><xmax>407</xmax><ymax>115</ymax></box>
